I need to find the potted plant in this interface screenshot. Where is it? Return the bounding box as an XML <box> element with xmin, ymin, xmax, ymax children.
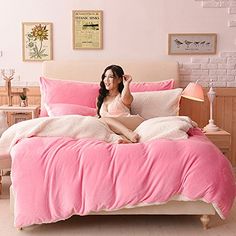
<box><xmin>19</xmin><ymin>93</ymin><xmax>28</xmax><ymax>107</ymax></box>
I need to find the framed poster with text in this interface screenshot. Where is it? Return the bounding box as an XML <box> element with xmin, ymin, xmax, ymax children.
<box><xmin>73</xmin><ymin>10</ymin><xmax>103</xmax><ymax>49</ymax></box>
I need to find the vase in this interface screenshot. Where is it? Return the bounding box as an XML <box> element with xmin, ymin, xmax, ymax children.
<box><xmin>20</xmin><ymin>99</ymin><xmax>28</xmax><ymax>107</ymax></box>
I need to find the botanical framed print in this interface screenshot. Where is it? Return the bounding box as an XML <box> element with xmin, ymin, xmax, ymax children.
<box><xmin>73</xmin><ymin>10</ymin><xmax>103</xmax><ymax>49</ymax></box>
<box><xmin>22</xmin><ymin>22</ymin><xmax>53</xmax><ymax>61</ymax></box>
<box><xmin>168</xmin><ymin>33</ymin><xmax>217</xmax><ymax>55</ymax></box>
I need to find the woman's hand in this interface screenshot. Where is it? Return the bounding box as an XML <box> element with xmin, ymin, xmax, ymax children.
<box><xmin>123</xmin><ymin>75</ymin><xmax>132</xmax><ymax>86</ymax></box>
<box><xmin>121</xmin><ymin>74</ymin><xmax>133</xmax><ymax>106</ymax></box>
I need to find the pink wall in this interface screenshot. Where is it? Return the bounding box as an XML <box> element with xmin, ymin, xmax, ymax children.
<box><xmin>0</xmin><ymin>0</ymin><xmax>235</xmax><ymax>86</ymax></box>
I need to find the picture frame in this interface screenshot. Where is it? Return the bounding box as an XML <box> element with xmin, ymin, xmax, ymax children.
<box><xmin>73</xmin><ymin>10</ymin><xmax>103</xmax><ymax>50</ymax></box>
<box><xmin>22</xmin><ymin>22</ymin><xmax>53</xmax><ymax>61</ymax></box>
<box><xmin>168</xmin><ymin>33</ymin><xmax>217</xmax><ymax>55</ymax></box>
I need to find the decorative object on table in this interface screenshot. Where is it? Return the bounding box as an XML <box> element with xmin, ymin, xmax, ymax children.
<box><xmin>22</xmin><ymin>22</ymin><xmax>53</xmax><ymax>61</ymax></box>
<box><xmin>19</xmin><ymin>93</ymin><xmax>28</xmax><ymax>107</ymax></box>
<box><xmin>0</xmin><ymin>69</ymin><xmax>27</xmax><ymax>106</ymax></box>
<box><xmin>72</xmin><ymin>10</ymin><xmax>103</xmax><ymax>49</ymax></box>
<box><xmin>168</xmin><ymin>33</ymin><xmax>217</xmax><ymax>55</ymax></box>
<box><xmin>181</xmin><ymin>81</ymin><xmax>204</xmax><ymax>102</ymax></box>
<box><xmin>203</xmin><ymin>80</ymin><xmax>219</xmax><ymax>132</ymax></box>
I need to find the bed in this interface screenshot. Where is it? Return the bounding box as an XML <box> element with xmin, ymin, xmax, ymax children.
<box><xmin>0</xmin><ymin>60</ymin><xmax>235</xmax><ymax>230</ymax></box>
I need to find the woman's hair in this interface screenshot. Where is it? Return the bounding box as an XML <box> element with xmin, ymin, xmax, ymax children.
<box><xmin>97</xmin><ymin>65</ymin><xmax>124</xmax><ymax>117</ymax></box>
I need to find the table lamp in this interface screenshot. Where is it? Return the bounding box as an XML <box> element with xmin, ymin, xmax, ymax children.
<box><xmin>182</xmin><ymin>81</ymin><xmax>204</xmax><ymax>102</ymax></box>
<box><xmin>203</xmin><ymin>82</ymin><xmax>219</xmax><ymax>132</ymax></box>
<box><xmin>182</xmin><ymin>81</ymin><xmax>219</xmax><ymax>132</ymax></box>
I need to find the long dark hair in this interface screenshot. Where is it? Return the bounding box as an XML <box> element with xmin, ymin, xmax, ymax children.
<box><xmin>97</xmin><ymin>65</ymin><xmax>124</xmax><ymax>117</ymax></box>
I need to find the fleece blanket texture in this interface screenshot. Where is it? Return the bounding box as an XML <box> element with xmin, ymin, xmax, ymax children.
<box><xmin>0</xmin><ymin>115</ymin><xmax>196</xmax><ymax>156</ymax></box>
<box><xmin>0</xmin><ymin>115</ymin><xmax>235</xmax><ymax>227</ymax></box>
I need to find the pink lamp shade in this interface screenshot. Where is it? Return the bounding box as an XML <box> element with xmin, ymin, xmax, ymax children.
<box><xmin>182</xmin><ymin>82</ymin><xmax>204</xmax><ymax>102</ymax></box>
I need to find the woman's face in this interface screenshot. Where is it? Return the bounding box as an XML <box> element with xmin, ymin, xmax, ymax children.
<box><xmin>103</xmin><ymin>69</ymin><xmax>122</xmax><ymax>91</ymax></box>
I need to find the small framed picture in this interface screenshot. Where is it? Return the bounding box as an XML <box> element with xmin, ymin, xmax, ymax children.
<box><xmin>22</xmin><ymin>22</ymin><xmax>53</xmax><ymax>61</ymax></box>
<box><xmin>168</xmin><ymin>33</ymin><xmax>217</xmax><ymax>55</ymax></box>
<box><xmin>73</xmin><ymin>10</ymin><xmax>103</xmax><ymax>49</ymax></box>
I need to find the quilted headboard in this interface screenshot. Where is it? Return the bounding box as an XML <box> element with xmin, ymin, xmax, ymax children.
<box><xmin>42</xmin><ymin>60</ymin><xmax>179</xmax><ymax>87</ymax></box>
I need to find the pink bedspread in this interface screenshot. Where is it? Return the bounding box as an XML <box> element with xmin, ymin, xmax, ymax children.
<box><xmin>10</xmin><ymin>128</ymin><xmax>236</xmax><ymax>228</ymax></box>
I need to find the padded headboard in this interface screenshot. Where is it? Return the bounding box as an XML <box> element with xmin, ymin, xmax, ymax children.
<box><xmin>42</xmin><ymin>60</ymin><xmax>179</xmax><ymax>87</ymax></box>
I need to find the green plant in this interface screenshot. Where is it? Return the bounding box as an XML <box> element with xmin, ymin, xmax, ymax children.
<box><xmin>19</xmin><ymin>93</ymin><xmax>27</xmax><ymax>100</ymax></box>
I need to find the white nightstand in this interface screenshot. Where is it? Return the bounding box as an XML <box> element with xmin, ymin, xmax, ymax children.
<box><xmin>204</xmin><ymin>129</ymin><xmax>231</xmax><ymax>160</ymax></box>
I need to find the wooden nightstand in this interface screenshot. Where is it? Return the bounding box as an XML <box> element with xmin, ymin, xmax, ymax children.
<box><xmin>204</xmin><ymin>129</ymin><xmax>231</xmax><ymax>160</ymax></box>
<box><xmin>0</xmin><ymin>105</ymin><xmax>40</xmax><ymax>126</ymax></box>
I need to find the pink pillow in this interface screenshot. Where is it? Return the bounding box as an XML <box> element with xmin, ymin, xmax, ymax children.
<box><xmin>45</xmin><ymin>103</ymin><xmax>97</xmax><ymax>117</ymax></box>
<box><xmin>40</xmin><ymin>77</ymin><xmax>99</xmax><ymax>116</ymax></box>
<box><xmin>130</xmin><ymin>79</ymin><xmax>175</xmax><ymax>92</ymax></box>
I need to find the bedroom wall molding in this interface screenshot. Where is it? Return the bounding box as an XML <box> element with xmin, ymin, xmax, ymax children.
<box><xmin>0</xmin><ymin>86</ymin><xmax>236</xmax><ymax>167</ymax></box>
<box><xmin>195</xmin><ymin>0</ymin><xmax>236</xmax><ymax>27</ymax></box>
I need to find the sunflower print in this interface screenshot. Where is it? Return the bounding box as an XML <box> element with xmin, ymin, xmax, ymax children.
<box><xmin>31</xmin><ymin>24</ymin><xmax>48</xmax><ymax>41</ymax></box>
<box><xmin>25</xmin><ymin>24</ymin><xmax>49</xmax><ymax>60</ymax></box>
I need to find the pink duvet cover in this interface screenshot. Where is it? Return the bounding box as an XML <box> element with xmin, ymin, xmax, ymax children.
<box><xmin>10</xmin><ymin>128</ymin><xmax>236</xmax><ymax>228</ymax></box>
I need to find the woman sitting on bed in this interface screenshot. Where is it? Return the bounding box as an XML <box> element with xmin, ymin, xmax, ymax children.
<box><xmin>97</xmin><ymin>65</ymin><xmax>144</xmax><ymax>144</ymax></box>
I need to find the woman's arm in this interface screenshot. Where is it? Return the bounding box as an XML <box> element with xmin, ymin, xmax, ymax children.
<box><xmin>121</xmin><ymin>75</ymin><xmax>133</xmax><ymax>107</ymax></box>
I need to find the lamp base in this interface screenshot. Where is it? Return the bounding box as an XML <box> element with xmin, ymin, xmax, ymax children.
<box><xmin>203</xmin><ymin>120</ymin><xmax>220</xmax><ymax>132</ymax></box>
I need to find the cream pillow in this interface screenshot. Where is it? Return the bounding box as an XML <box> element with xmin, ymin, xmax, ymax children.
<box><xmin>131</xmin><ymin>88</ymin><xmax>183</xmax><ymax>119</ymax></box>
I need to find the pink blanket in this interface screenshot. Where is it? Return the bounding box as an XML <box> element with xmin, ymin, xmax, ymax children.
<box><xmin>10</xmin><ymin>128</ymin><xmax>236</xmax><ymax>228</ymax></box>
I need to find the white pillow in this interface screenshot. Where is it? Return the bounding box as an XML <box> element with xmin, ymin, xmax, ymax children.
<box><xmin>131</xmin><ymin>88</ymin><xmax>183</xmax><ymax>119</ymax></box>
<box><xmin>135</xmin><ymin>116</ymin><xmax>195</xmax><ymax>142</ymax></box>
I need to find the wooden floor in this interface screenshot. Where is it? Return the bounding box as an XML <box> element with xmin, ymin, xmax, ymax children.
<box><xmin>0</xmin><ymin>175</ymin><xmax>236</xmax><ymax>236</ymax></box>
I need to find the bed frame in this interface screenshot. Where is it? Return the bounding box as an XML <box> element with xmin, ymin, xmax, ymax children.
<box><xmin>12</xmin><ymin>60</ymin><xmax>215</xmax><ymax>229</ymax></box>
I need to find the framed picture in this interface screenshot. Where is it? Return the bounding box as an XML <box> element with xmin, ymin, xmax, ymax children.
<box><xmin>168</xmin><ymin>33</ymin><xmax>217</xmax><ymax>55</ymax></box>
<box><xmin>22</xmin><ymin>22</ymin><xmax>53</xmax><ymax>61</ymax></box>
<box><xmin>73</xmin><ymin>10</ymin><xmax>103</xmax><ymax>49</ymax></box>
